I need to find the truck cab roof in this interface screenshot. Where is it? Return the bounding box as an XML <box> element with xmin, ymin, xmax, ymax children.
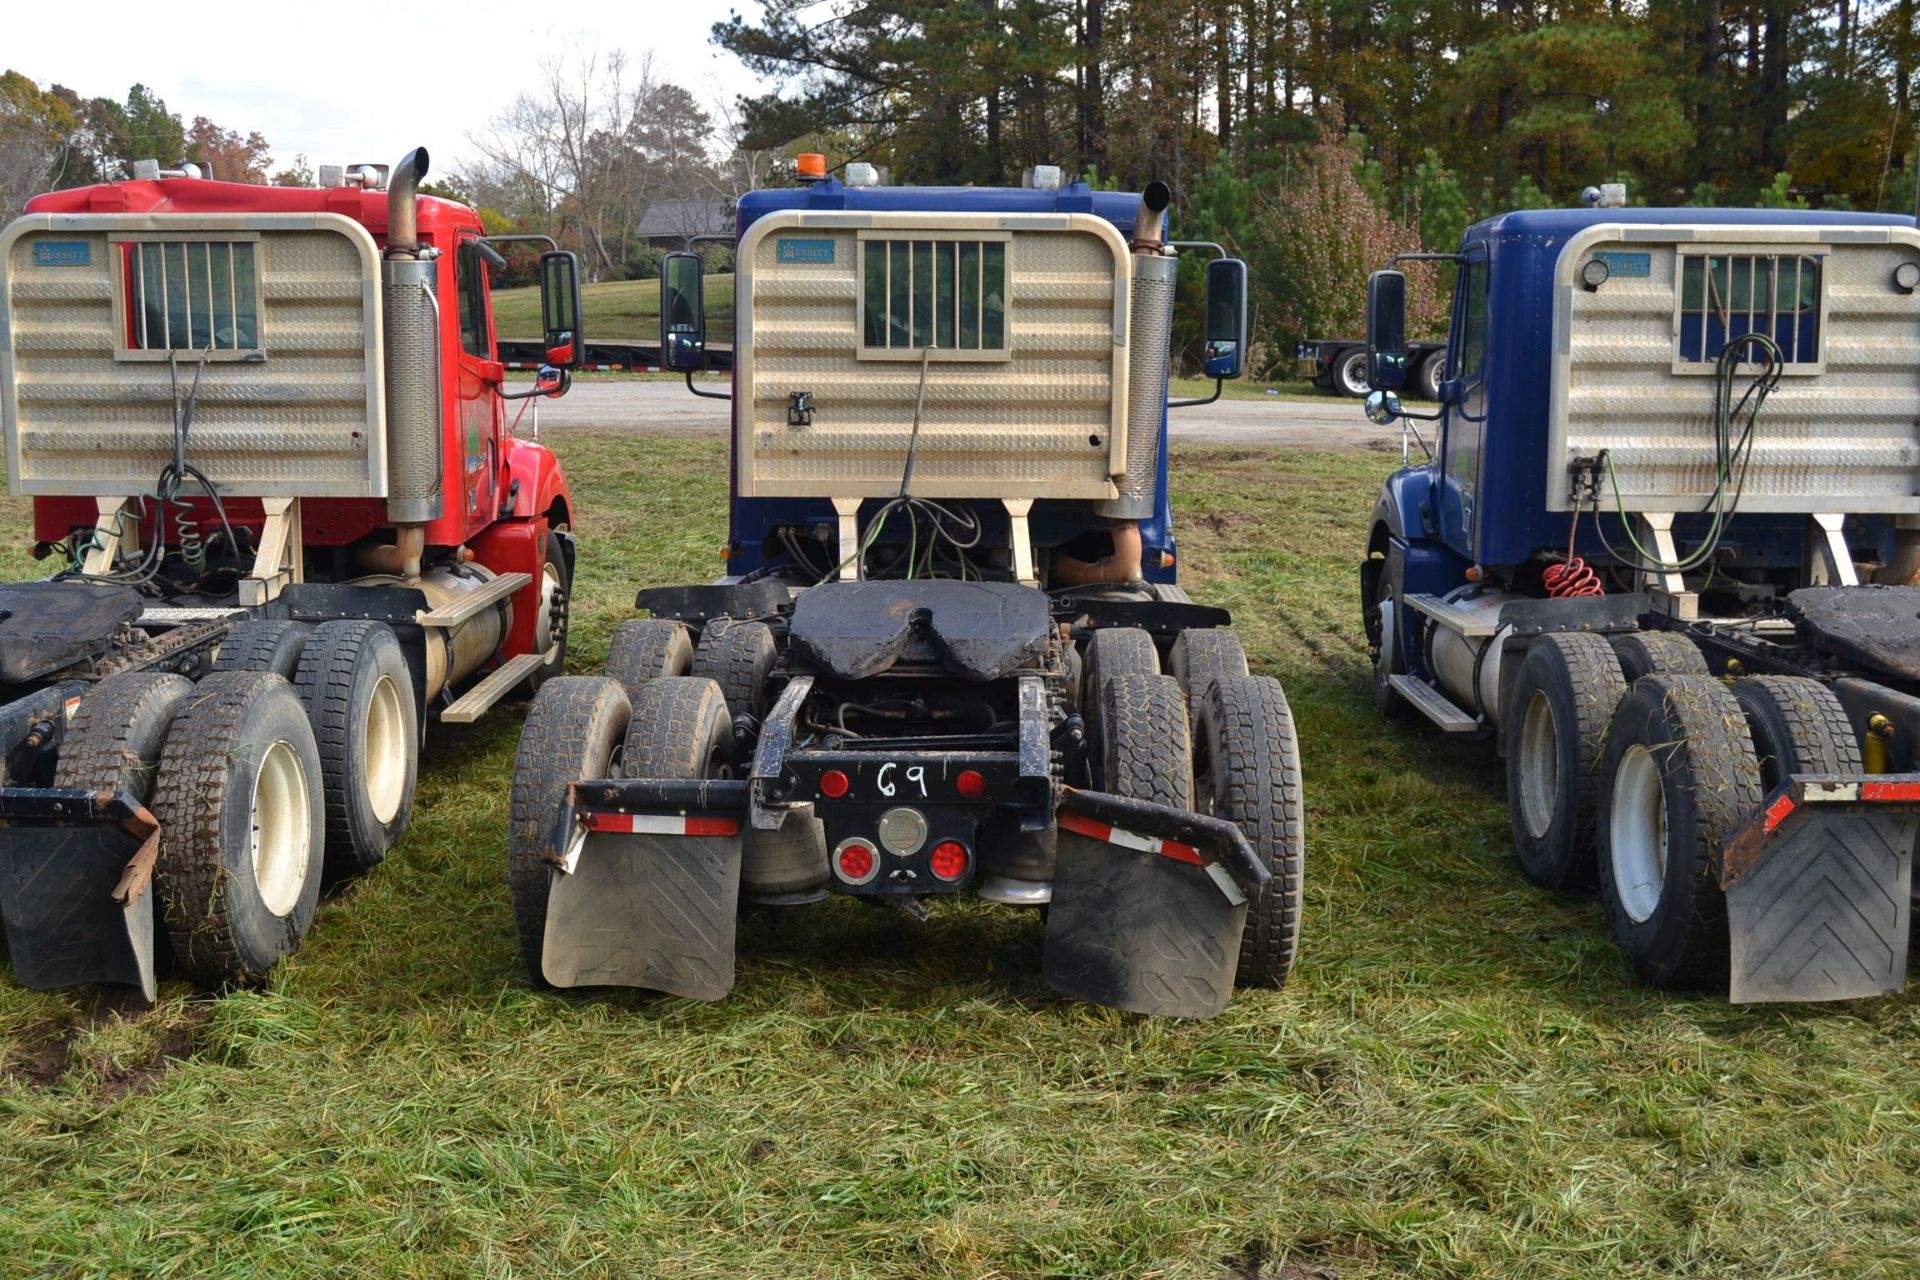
<box><xmin>1463</xmin><ymin>205</ymin><xmax>1913</xmax><ymax>246</ymax></box>
<box><xmin>737</xmin><ymin>177</ymin><xmax>1150</xmax><ymax>238</ymax></box>
<box><xmin>23</xmin><ymin>175</ymin><xmax>481</xmax><ymax>242</ymax></box>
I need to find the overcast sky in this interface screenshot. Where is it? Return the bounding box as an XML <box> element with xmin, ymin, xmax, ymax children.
<box><xmin>7</xmin><ymin>0</ymin><xmax>771</xmax><ymax>174</ymax></box>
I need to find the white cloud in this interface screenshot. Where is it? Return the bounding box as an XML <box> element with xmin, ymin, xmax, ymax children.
<box><xmin>8</xmin><ymin>0</ymin><xmax>768</xmax><ymax>175</ymax></box>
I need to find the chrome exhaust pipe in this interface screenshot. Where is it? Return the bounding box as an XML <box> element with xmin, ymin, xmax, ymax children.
<box><xmin>386</xmin><ymin>147</ymin><xmax>430</xmax><ymax>257</ymax></box>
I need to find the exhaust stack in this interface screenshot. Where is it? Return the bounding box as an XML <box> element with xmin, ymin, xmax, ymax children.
<box><xmin>1097</xmin><ymin>181</ymin><xmax>1176</xmax><ymax>528</ymax></box>
<box><xmin>381</xmin><ymin>146</ymin><xmax>444</xmax><ymax>550</ymax></box>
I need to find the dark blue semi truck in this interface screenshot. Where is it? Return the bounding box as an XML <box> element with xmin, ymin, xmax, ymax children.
<box><xmin>504</xmin><ymin>167</ymin><xmax>1303</xmax><ymax>1019</ymax></box>
<box><xmin>1362</xmin><ymin>205</ymin><xmax>1920</xmax><ymax>1003</ymax></box>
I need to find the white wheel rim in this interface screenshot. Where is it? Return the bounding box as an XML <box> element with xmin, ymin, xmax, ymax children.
<box><xmin>1517</xmin><ymin>690</ymin><xmax>1559</xmax><ymax>840</ymax></box>
<box><xmin>534</xmin><ymin>562</ymin><xmax>563</xmax><ymax>654</ymax></box>
<box><xmin>1342</xmin><ymin>356</ymin><xmax>1368</xmax><ymax>395</ymax></box>
<box><xmin>364</xmin><ymin>674</ymin><xmax>407</xmax><ymax>826</ymax></box>
<box><xmin>252</xmin><ymin>739</ymin><xmax>312</xmax><ymax>917</ymax></box>
<box><xmin>1611</xmin><ymin>743</ymin><xmax>1668</xmax><ymax>924</ymax></box>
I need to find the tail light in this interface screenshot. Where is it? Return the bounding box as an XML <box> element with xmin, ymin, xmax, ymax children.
<box><xmin>928</xmin><ymin>840</ymin><xmax>970</xmax><ymax>882</ymax></box>
<box><xmin>820</xmin><ymin>769</ymin><xmax>850</xmax><ymax>799</ymax></box>
<box><xmin>834</xmin><ymin>838</ymin><xmax>879</xmax><ymax>885</ymax></box>
<box><xmin>955</xmin><ymin>769</ymin><xmax>986</xmax><ymax>800</ymax></box>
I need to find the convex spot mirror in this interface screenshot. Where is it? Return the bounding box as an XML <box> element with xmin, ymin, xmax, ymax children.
<box><xmin>1202</xmin><ymin>257</ymin><xmax>1248</xmax><ymax>380</ymax></box>
<box><xmin>661</xmin><ymin>252</ymin><xmax>706</xmax><ymax>373</ymax></box>
<box><xmin>1366</xmin><ymin>269</ymin><xmax>1407</xmax><ymax>392</ymax></box>
<box><xmin>539</xmin><ymin>251</ymin><xmax>584</xmax><ymax>369</ymax></box>
<box><xmin>1364</xmin><ymin>389</ymin><xmax>1401</xmax><ymax>425</ymax></box>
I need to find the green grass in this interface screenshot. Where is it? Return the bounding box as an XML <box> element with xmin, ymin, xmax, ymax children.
<box><xmin>491</xmin><ymin>276</ymin><xmax>736</xmax><ymax>346</ymax></box>
<box><xmin>4</xmin><ymin>439</ymin><xmax>1920</xmax><ymax>1277</ymax></box>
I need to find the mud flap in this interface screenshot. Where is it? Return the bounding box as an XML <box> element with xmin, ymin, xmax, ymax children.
<box><xmin>1041</xmin><ymin>791</ymin><xmax>1265</xmax><ymax>1019</ymax></box>
<box><xmin>1721</xmin><ymin>775</ymin><xmax>1918</xmax><ymax>1003</ymax></box>
<box><xmin>0</xmin><ymin>789</ymin><xmax>162</xmax><ymax>1002</ymax></box>
<box><xmin>542</xmin><ymin>830</ymin><xmax>743</xmax><ymax>999</ymax></box>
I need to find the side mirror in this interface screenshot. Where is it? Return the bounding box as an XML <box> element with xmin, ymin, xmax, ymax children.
<box><xmin>1364</xmin><ymin>389</ymin><xmax>1402</xmax><ymax>425</ymax></box>
<box><xmin>1201</xmin><ymin>257</ymin><xmax>1248</xmax><ymax>379</ymax></box>
<box><xmin>539</xmin><ymin>251</ymin><xmax>583</xmax><ymax>369</ymax></box>
<box><xmin>661</xmin><ymin>252</ymin><xmax>706</xmax><ymax>373</ymax></box>
<box><xmin>1365</xmin><ymin>269</ymin><xmax>1408</xmax><ymax>391</ymax></box>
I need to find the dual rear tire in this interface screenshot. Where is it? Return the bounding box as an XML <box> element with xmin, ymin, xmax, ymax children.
<box><xmin>1505</xmin><ymin>630</ymin><xmax>1858</xmax><ymax>991</ymax></box>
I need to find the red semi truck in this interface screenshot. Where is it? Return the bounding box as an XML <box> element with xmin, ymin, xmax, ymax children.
<box><xmin>0</xmin><ymin>148</ymin><xmax>582</xmax><ymax>999</ymax></box>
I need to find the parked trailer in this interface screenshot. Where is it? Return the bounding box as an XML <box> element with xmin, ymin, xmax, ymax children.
<box><xmin>0</xmin><ymin>150</ymin><xmax>587</xmax><ymax>1000</ymax></box>
<box><xmin>508</xmin><ymin>162</ymin><xmax>1305</xmax><ymax>1019</ymax></box>
<box><xmin>1298</xmin><ymin>337</ymin><xmax>1445</xmax><ymax>399</ymax></box>
<box><xmin>1361</xmin><ymin>203</ymin><xmax>1920</xmax><ymax>1002</ymax></box>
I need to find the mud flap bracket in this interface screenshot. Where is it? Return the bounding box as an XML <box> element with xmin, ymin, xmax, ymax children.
<box><xmin>540</xmin><ymin>781</ymin><xmax>748</xmax><ymax>1000</ymax></box>
<box><xmin>1720</xmin><ymin>774</ymin><xmax>1917</xmax><ymax>1003</ymax></box>
<box><xmin>1041</xmin><ymin>789</ymin><xmax>1266</xmax><ymax>1019</ymax></box>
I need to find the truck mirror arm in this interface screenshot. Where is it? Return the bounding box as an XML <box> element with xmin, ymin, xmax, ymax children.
<box><xmin>1168</xmin><ymin>377</ymin><xmax>1223</xmax><ymax>409</ymax></box>
<box><xmin>684</xmin><ymin>369</ymin><xmax>731</xmax><ymax>401</ymax></box>
<box><xmin>497</xmin><ymin>367</ymin><xmax>570</xmax><ymax>400</ymax></box>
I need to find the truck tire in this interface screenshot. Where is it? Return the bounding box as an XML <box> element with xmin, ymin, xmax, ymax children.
<box><xmin>54</xmin><ymin>671</ymin><xmax>193</xmax><ymax>802</ymax></box>
<box><xmin>1505</xmin><ymin>633</ymin><xmax>1627</xmax><ymax>892</ymax></box>
<box><xmin>621</xmin><ymin>677</ymin><xmax>732</xmax><ymax>781</ymax></box>
<box><xmin>692</xmin><ymin>620</ymin><xmax>777</xmax><ymax>719</ymax></box>
<box><xmin>508</xmin><ymin>677</ymin><xmax>630</xmax><ymax>985</ymax></box>
<box><xmin>1611</xmin><ymin>632</ymin><xmax>1709</xmax><ymax>683</ymax></box>
<box><xmin>213</xmin><ymin>620</ymin><xmax>312</xmax><ymax>680</ymax></box>
<box><xmin>526</xmin><ymin>530</ymin><xmax>572</xmax><ymax>692</ymax></box>
<box><xmin>293</xmin><ymin>620</ymin><xmax>418</xmax><ymax>878</ymax></box>
<box><xmin>1097</xmin><ymin>674</ymin><xmax>1192</xmax><ymax>809</ymax></box>
<box><xmin>1598</xmin><ymin>675</ymin><xmax>1762</xmax><ymax>989</ymax></box>
<box><xmin>605</xmin><ymin>619</ymin><xmax>694</xmax><ymax>699</ymax></box>
<box><xmin>150</xmin><ymin>672</ymin><xmax>325</xmax><ymax>986</ymax></box>
<box><xmin>1197</xmin><ymin>675</ymin><xmax>1304</xmax><ymax>989</ymax></box>
<box><xmin>1413</xmin><ymin>350</ymin><xmax>1445</xmax><ymax>402</ymax></box>
<box><xmin>1084</xmin><ymin>627</ymin><xmax>1159</xmax><ymax>698</ymax></box>
<box><xmin>1730</xmin><ymin>676</ymin><xmax>1862</xmax><ymax>794</ymax></box>
<box><xmin>1169</xmin><ymin>628</ymin><xmax>1249</xmax><ymax>729</ymax></box>
<box><xmin>1334</xmin><ymin>347</ymin><xmax>1371</xmax><ymax>398</ymax></box>
<box><xmin>1368</xmin><ymin>571</ymin><xmax>1413</xmax><ymax>720</ymax></box>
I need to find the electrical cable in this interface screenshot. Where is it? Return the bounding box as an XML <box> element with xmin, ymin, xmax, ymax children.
<box><xmin>1585</xmin><ymin>330</ymin><xmax>1782</xmax><ymax>577</ymax></box>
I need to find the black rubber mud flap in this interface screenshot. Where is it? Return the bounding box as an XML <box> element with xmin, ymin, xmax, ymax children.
<box><xmin>0</xmin><ymin>789</ymin><xmax>161</xmax><ymax>1002</ymax></box>
<box><xmin>541</xmin><ymin>831</ymin><xmax>743</xmax><ymax>1000</ymax></box>
<box><xmin>1721</xmin><ymin>774</ymin><xmax>1918</xmax><ymax>1003</ymax></box>
<box><xmin>1042</xmin><ymin>802</ymin><xmax>1255</xmax><ymax>1019</ymax></box>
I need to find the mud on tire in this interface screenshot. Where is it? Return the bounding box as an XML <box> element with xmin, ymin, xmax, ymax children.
<box><xmin>1730</xmin><ymin>676</ymin><xmax>1862</xmax><ymax>793</ymax></box>
<box><xmin>507</xmin><ymin>676</ymin><xmax>630</xmax><ymax>985</ymax></box>
<box><xmin>606</xmin><ymin>619</ymin><xmax>694</xmax><ymax>700</ymax></box>
<box><xmin>150</xmin><ymin>672</ymin><xmax>326</xmax><ymax>986</ymax></box>
<box><xmin>1097</xmin><ymin>673</ymin><xmax>1192</xmax><ymax>809</ymax></box>
<box><xmin>1598</xmin><ymin>674</ymin><xmax>1763</xmax><ymax>990</ymax></box>
<box><xmin>692</xmin><ymin>620</ymin><xmax>776</xmax><ymax>719</ymax></box>
<box><xmin>1169</xmin><ymin>628</ymin><xmax>1249</xmax><ymax>730</ymax></box>
<box><xmin>1611</xmin><ymin>631</ymin><xmax>1710</xmax><ymax>683</ymax></box>
<box><xmin>621</xmin><ymin>677</ymin><xmax>732</xmax><ymax>781</ymax></box>
<box><xmin>293</xmin><ymin>619</ymin><xmax>419</xmax><ymax>878</ymax></box>
<box><xmin>54</xmin><ymin>671</ymin><xmax>193</xmax><ymax>801</ymax></box>
<box><xmin>1197</xmin><ymin>675</ymin><xmax>1304</xmax><ymax>988</ymax></box>
<box><xmin>213</xmin><ymin>620</ymin><xmax>312</xmax><ymax>681</ymax></box>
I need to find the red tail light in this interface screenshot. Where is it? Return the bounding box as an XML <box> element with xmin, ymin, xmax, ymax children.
<box><xmin>820</xmin><ymin>769</ymin><xmax>850</xmax><ymax>799</ymax></box>
<box><xmin>955</xmin><ymin>769</ymin><xmax>986</xmax><ymax>800</ymax></box>
<box><xmin>928</xmin><ymin>840</ymin><xmax>970</xmax><ymax>881</ymax></box>
<box><xmin>835</xmin><ymin>840</ymin><xmax>877</xmax><ymax>884</ymax></box>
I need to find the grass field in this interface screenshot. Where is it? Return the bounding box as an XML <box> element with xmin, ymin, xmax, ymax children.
<box><xmin>491</xmin><ymin>276</ymin><xmax>736</xmax><ymax>346</ymax></box>
<box><xmin>3</xmin><ymin>437</ymin><xmax>1918</xmax><ymax>1278</ymax></box>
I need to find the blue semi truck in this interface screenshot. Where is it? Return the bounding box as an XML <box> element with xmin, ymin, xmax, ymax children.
<box><xmin>505</xmin><ymin>165</ymin><xmax>1302</xmax><ymax>1019</ymax></box>
<box><xmin>1362</xmin><ymin>202</ymin><xmax>1920</xmax><ymax>1003</ymax></box>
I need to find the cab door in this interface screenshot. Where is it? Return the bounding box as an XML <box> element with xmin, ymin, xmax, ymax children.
<box><xmin>1435</xmin><ymin>243</ymin><xmax>1489</xmax><ymax>557</ymax></box>
<box><xmin>453</xmin><ymin>239</ymin><xmax>503</xmax><ymax>535</ymax></box>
